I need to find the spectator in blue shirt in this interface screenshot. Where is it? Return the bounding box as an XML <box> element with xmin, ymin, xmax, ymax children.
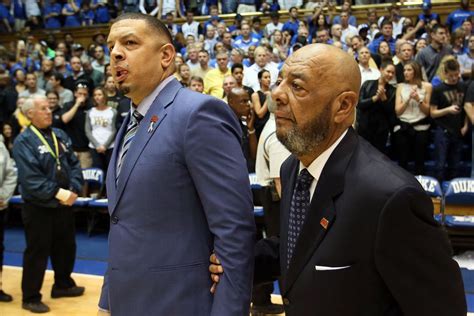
<box><xmin>368</xmin><ymin>19</ymin><xmax>396</xmax><ymax>55</ymax></box>
<box><xmin>62</xmin><ymin>0</ymin><xmax>81</xmax><ymax>27</ymax></box>
<box><xmin>282</xmin><ymin>7</ymin><xmax>300</xmax><ymax>36</ymax></box>
<box><xmin>446</xmin><ymin>0</ymin><xmax>473</xmax><ymax>32</ymax></box>
<box><xmin>44</xmin><ymin>0</ymin><xmax>62</xmax><ymax>29</ymax></box>
<box><xmin>80</xmin><ymin>2</ymin><xmax>95</xmax><ymax>26</ymax></box>
<box><xmin>332</xmin><ymin>0</ymin><xmax>357</xmax><ymax>27</ymax></box>
<box><xmin>11</xmin><ymin>0</ymin><xmax>26</xmax><ymax>31</ymax></box>
<box><xmin>417</xmin><ymin>1</ymin><xmax>440</xmax><ymax>25</ymax></box>
<box><xmin>91</xmin><ymin>0</ymin><xmax>110</xmax><ymax>24</ymax></box>
<box><xmin>233</xmin><ymin>23</ymin><xmax>260</xmax><ymax>54</ymax></box>
<box><xmin>0</xmin><ymin>1</ymin><xmax>13</xmax><ymax>33</ymax></box>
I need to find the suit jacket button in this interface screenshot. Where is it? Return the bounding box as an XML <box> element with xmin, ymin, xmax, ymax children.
<box><xmin>283</xmin><ymin>298</ymin><xmax>290</xmax><ymax>305</ymax></box>
<box><xmin>111</xmin><ymin>216</ymin><xmax>119</xmax><ymax>224</ymax></box>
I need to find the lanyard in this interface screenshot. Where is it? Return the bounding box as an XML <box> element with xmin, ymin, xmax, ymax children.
<box><xmin>30</xmin><ymin>125</ymin><xmax>61</xmax><ymax>170</ymax></box>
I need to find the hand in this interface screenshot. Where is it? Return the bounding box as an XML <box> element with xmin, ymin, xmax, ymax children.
<box><xmin>461</xmin><ymin>124</ymin><xmax>469</xmax><ymax>136</ymax></box>
<box><xmin>0</xmin><ymin>199</ymin><xmax>5</xmax><ymax>208</ymax></box>
<box><xmin>209</xmin><ymin>253</ymin><xmax>223</xmax><ymax>294</ymax></box>
<box><xmin>409</xmin><ymin>89</ymin><xmax>420</xmax><ymax>102</ymax></box>
<box><xmin>76</xmin><ymin>95</ymin><xmax>86</xmax><ymax>107</ymax></box>
<box><xmin>60</xmin><ymin>191</ymin><xmax>78</xmax><ymax>206</ymax></box>
<box><xmin>96</xmin><ymin>145</ymin><xmax>106</xmax><ymax>153</ymax></box>
<box><xmin>416</xmin><ymin>19</ymin><xmax>425</xmax><ymax>29</ymax></box>
<box><xmin>246</xmin><ymin>108</ymin><xmax>255</xmax><ymax>130</ymax></box>
<box><xmin>97</xmin><ymin>309</ymin><xmax>110</xmax><ymax>315</ymax></box>
<box><xmin>448</xmin><ymin>105</ymin><xmax>461</xmax><ymax>115</ymax></box>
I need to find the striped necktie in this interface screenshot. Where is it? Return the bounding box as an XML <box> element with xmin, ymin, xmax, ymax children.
<box><xmin>116</xmin><ymin>110</ymin><xmax>143</xmax><ymax>180</ymax></box>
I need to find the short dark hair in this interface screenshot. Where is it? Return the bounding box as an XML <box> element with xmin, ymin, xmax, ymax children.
<box><xmin>190</xmin><ymin>76</ymin><xmax>203</xmax><ymax>84</ymax></box>
<box><xmin>50</xmin><ymin>72</ymin><xmax>64</xmax><ymax>85</ymax></box>
<box><xmin>257</xmin><ymin>69</ymin><xmax>270</xmax><ymax>80</ymax></box>
<box><xmin>444</xmin><ymin>59</ymin><xmax>460</xmax><ymax>72</ymax></box>
<box><xmin>380</xmin><ymin>60</ymin><xmax>394</xmax><ymax>70</ymax></box>
<box><xmin>112</xmin><ymin>13</ymin><xmax>173</xmax><ymax>44</ymax></box>
<box><xmin>381</xmin><ymin>18</ymin><xmax>392</xmax><ymax>28</ymax></box>
<box><xmin>199</xmin><ymin>49</ymin><xmax>209</xmax><ymax>55</ymax></box>
<box><xmin>431</xmin><ymin>23</ymin><xmax>447</xmax><ymax>34</ymax></box>
<box><xmin>231</xmin><ymin>63</ymin><xmax>244</xmax><ymax>73</ymax></box>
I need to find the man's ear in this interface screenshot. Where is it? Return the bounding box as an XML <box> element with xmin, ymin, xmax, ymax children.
<box><xmin>160</xmin><ymin>43</ymin><xmax>176</xmax><ymax>70</ymax></box>
<box><xmin>333</xmin><ymin>91</ymin><xmax>358</xmax><ymax>124</ymax></box>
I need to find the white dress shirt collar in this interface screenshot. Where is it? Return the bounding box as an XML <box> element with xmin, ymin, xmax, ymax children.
<box><xmin>133</xmin><ymin>75</ymin><xmax>175</xmax><ymax>117</ymax></box>
<box><xmin>299</xmin><ymin>129</ymin><xmax>348</xmax><ymax>200</ymax></box>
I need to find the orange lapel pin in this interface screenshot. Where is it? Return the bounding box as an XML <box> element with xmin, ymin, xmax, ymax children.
<box><xmin>320</xmin><ymin>217</ymin><xmax>329</xmax><ymax>229</ymax></box>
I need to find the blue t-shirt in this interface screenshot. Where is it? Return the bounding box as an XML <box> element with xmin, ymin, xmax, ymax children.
<box><xmin>81</xmin><ymin>9</ymin><xmax>95</xmax><ymax>25</ymax></box>
<box><xmin>333</xmin><ymin>15</ymin><xmax>357</xmax><ymax>27</ymax></box>
<box><xmin>282</xmin><ymin>20</ymin><xmax>299</xmax><ymax>35</ymax></box>
<box><xmin>446</xmin><ymin>9</ymin><xmax>474</xmax><ymax>31</ymax></box>
<box><xmin>63</xmin><ymin>2</ymin><xmax>81</xmax><ymax>27</ymax></box>
<box><xmin>44</xmin><ymin>4</ymin><xmax>62</xmax><ymax>29</ymax></box>
<box><xmin>12</xmin><ymin>0</ymin><xmax>26</xmax><ymax>19</ymax></box>
<box><xmin>0</xmin><ymin>4</ymin><xmax>14</xmax><ymax>25</ymax></box>
<box><xmin>93</xmin><ymin>0</ymin><xmax>110</xmax><ymax>24</ymax></box>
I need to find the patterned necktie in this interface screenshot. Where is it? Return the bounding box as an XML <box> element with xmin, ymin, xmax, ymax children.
<box><xmin>116</xmin><ymin>110</ymin><xmax>143</xmax><ymax>180</ymax></box>
<box><xmin>287</xmin><ymin>168</ymin><xmax>314</xmax><ymax>268</ymax></box>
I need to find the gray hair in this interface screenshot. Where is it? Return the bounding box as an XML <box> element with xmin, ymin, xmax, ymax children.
<box><xmin>22</xmin><ymin>95</ymin><xmax>47</xmax><ymax>115</ymax></box>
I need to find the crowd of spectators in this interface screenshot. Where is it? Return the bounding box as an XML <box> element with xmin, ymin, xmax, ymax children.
<box><xmin>0</xmin><ymin>0</ymin><xmax>472</xmax><ymax>183</ymax></box>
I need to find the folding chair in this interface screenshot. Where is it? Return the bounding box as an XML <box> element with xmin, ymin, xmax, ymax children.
<box><xmin>80</xmin><ymin>168</ymin><xmax>106</xmax><ymax>236</ymax></box>
<box><xmin>442</xmin><ymin>178</ymin><xmax>474</xmax><ymax>248</ymax></box>
<box><xmin>415</xmin><ymin>175</ymin><xmax>443</xmax><ymax>222</ymax></box>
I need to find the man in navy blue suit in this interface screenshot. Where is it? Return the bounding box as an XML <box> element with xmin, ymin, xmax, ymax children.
<box><xmin>98</xmin><ymin>13</ymin><xmax>255</xmax><ymax>315</ymax></box>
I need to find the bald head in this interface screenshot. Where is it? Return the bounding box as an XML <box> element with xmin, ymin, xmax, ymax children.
<box><xmin>272</xmin><ymin>44</ymin><xmax>360</xmax><ymax>163</ymax></box>
<box><xmin>228</xmin><ymin>87</ymin><xmax>247</xmax><ymax>103</ymax></box>
<box><xmin>287</xmin><ymin>44</ymin><xmax>360</xmax><ymax>99</ymax></box>
<box><xmin>227</xmin><ymin>87</ymin><xmax>250</xmax><ymax>117</ymax></box>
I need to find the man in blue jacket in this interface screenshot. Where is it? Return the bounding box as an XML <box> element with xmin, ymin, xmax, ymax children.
<box><xmin>13</xmin><ymin>95</ymin><xmax>84</xmax><ymax>314</ymax></box>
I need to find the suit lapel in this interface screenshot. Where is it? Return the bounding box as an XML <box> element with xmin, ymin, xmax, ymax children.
<box><xmin>106</xmin><ymin>113</ymin><xmax>130</xmax><ymax>215</ymax></box>
<box><xmin>282</xmin><ymin>128</ymin><xmax>359</xmax><ymax>295</ymax></box>
<box><xmin>110</xmin><ymin>79</ymin><xmax>182</xmax><ymax>215</ymax></box>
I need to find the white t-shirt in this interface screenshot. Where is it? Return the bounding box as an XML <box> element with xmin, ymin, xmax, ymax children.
<box><xmin>256</xmin><ymin>114</ymin><xmax>291</xmax><ymax>186</ymax></box>
<box><xmin>88</xmin><ymin>107</ymin><xmax>115</xmax><ymax>149</ymax></box>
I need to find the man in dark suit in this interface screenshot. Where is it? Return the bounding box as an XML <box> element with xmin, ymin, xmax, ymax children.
<box><xmin>98</xmin><ymin>13</ymin><xmax>255</xmax><ymax>316</ymax></box>
<box><xmin>211</xmin><ymin>44</ymin><xmax>466</xmax><ymax>315</ymax></box>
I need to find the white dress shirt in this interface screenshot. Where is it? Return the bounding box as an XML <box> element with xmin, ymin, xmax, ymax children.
<box><xmin>299</xmin><ymin>129</ymin><xmax>348</xmax><ymax>201</ymax></box>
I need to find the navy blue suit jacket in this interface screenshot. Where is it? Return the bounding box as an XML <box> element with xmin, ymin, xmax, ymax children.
<box><xmin>99</xmin><ymin>78</ymin><xmax>255</xmax><ymax>315</ymax></box>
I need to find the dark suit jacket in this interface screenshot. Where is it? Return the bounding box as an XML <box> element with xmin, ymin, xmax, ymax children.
<box><xmin>255</xmin><ymin>128</ymin><xmax>466</xmax><ymax>316</ymax></box>
<box><xmin>99</xmin><ymin>78</ymin><xmax>255</xmax><ymax>315</ymax></box>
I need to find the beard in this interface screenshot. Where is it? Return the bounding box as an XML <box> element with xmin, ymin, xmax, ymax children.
<box><xmin>276</xmin><ymin>105</ymin><xmax>331</xmax><ymax>156</ymax></box>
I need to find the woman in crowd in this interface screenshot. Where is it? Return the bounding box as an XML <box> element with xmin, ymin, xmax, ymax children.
<box><xmin>251</xmin><ymin>69</ymin><xmax>271</xmax><ymax>139</ymax></box>
<box><xmin>414</xmin><ymin>38</ymin><xmax>427</xmax><ymax>56</ymax></box>
<box><xmin>451</xmin><ymin>28</ymin><xmax>466</xmax><ymax>56</ymax></box>
<box><xmin>1</xmin><ymin>123</ymin><xmax>14</xmax><ymax>155</ymax></box>
<box><xmin>378</xmin><ymin>40</ymin><xmax>392</xmax><ymax>61</ymax></box>
<box><xmin>394</xmin><ymin>61</ymin><xmax>432</xmax><ymax>175</ymax></box>
<box><xmin>85</xmin><ymin>87</ymin><xmax>117</xmax><ymax>173</ymax></box>
<box><xmin>271</xmin><ymin>30</ymin><xmax>288</xmax><ymax>61</ymax></box>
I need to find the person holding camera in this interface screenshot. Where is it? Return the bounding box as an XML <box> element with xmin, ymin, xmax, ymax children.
<box><xmin>61</xmin><ymin>81</ymin><xmax>93</xmax><ymax>168</ymax></box>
